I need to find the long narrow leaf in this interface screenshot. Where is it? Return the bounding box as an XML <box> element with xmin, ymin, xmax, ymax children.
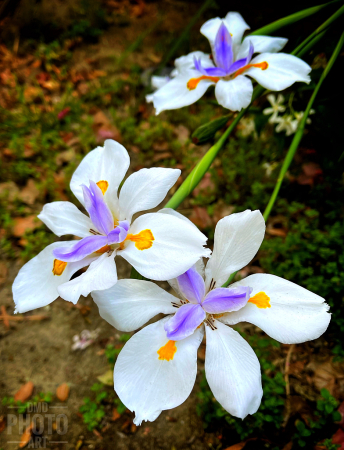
<box><xmin>223</xmin><ymin>31</ymin><xmax>344</xmax><ymax>287</ymax></box>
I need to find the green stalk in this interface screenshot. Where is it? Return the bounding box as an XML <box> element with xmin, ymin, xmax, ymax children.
<box><xmin>263</xmin><ymin>31</ymin><xmax>344</xmax><ymax>222</ymax></box>
<box><xmin>165</xmin><ymin>87</ymin><xmax>265</xmax><ymax>209</ymax></box>
<box><xmin>250</xmin><ymin>0</ymin><xmax>341</xmax><ymax>36</ymax></box>
<box><xmin>291</xmin><ymin>4</ymin><xmax>344</xmax><ymax>56</ymax></box>
<box><xmin>222</xmin><ymin>31</ymin><xmax>344</xmax><ymax>288</ymax></box>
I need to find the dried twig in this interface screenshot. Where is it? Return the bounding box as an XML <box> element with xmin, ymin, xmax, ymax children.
<box><xmin>283</xmin><ymin>344</ymin><xmax>295</xmax><ymax>427</ymax></box>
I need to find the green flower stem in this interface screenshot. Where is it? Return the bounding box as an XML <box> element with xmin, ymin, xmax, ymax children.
<box><xmin>291</xmin><ymin>4</ymin><xmax>344</xmax><ymax>56</ymax></box>
<box><xmin>164</xmin><ymin>90</ymin><xmax>265</xmax><ymax>209</ymax></box>
<box><xmin>250</xmin><ymin>0</ymin><xmax>341</xmax><ymax>36</ymax></box>
<box><xmin>263</xmin><ymin>31</ymin><xmax>344</xmax><ymax>222</ymax></box>
<box><xmin>222</xmin><ymin>31</ymin><xmax>344</xmax><ymax>288</ymax></box>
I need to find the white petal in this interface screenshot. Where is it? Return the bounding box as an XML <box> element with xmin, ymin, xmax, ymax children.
<box><xmin>13</xmin><ymin>241</ymin><xmax>91</xmax><ymax>313</ymax></box>
<box><xmin>158</xmin><ymin>208</ymin><xmax>207</xmax><ymax>298</ymax></box>
<box><xmin>58</xmin><ymin>252</ymin><xmax>117</xmax><ymax>304</ymax></box>
<box><xmin>215</xmin><ymin>76</ymin><xmax>253</xmax><ymax>111</ymax></box>
<box><xmin>174</xmin><ymin>51</ymin><xmax>213</xmax><ymax>73</ymax></box>
<box><xmin>224</xmin><ymin>12</ymin><xmax>250</xmax><ymax>52</ymax></box>
<box><xmin>151</xmin><ymin>70</ymin><xmax>215</xmax><ymax>115</ymax></box>
<box><xmin>70</xmin><ymin>139</ymin><xmax>130</xmax><ymax>216</ymax></box>
<box><xmin>205</xmin><ymin>320</ymin><xmax>262</xmax><ymax>419</ymax></box>
<box><xmin>205</xmin><ymin>210</ymin><xmax>265</xmax><ymax>290</ymax></box>
<box><xmin>114</xmin><ymin>317</ymin><xmax>203</xmax><ymax>425</ymax></box>
<box><xmin>245</xmin><ymin>53</ymin><xmax>311</xmax><ymax>91</ymax></box>
<box><xmin>200</xmin><ymin>13</ymin><xmax>249</xmax><ymax>54</ymax></box>
<box><xmin>237</xmin><ymin>36</ymin><xmax>288</xmax><ymax>60</ymax></box>
<box><xmin>119</xmin><ymin>168</ymin><xmax>181</xmax><ymax>222</ymax></box>
<box><xmin>92</xmin><ymin>279</ymin><xmax>177</xmax><ymax>331</ymax></box>
<box><xmin>151</xmin><ymin>76</ymin><xmax>170</xmax><ymax>90</ymax></box>
<box><xmin>221</xmin><ymin>274</ymin><xmax>331</xmax><ymax>344</ymax></box>
<box><xmin>120</xmin><ymin>212</ymin><xmax>211</xmax><ymax>281</ymax></box>
<box><xmin>38</xmin><ymin>202</ymin><xmax>93</xmax><ymax>238</ymax></box>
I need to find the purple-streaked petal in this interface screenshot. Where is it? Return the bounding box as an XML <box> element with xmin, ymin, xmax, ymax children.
<box><xmin>107</xmin><ymin>223</ymin><xmax>128</xmax><ymax>244</ymax></box>
<box><xmin>53</xmin><ymin>235</ymin><xmax>108</xmax><ymax>262</ymax></box>
<box><xmin>214</xmin><ymin>22</ymin><xmax>233</xmax><ymax>73</ymax></box>
<box><xmin>119</xmin><ymin>220</ymin><xmax>130</xmax><ymax>232</ymax></box>
<box><xmin>164</xmin><ymin>303</ymin><xmax>205</xmax><ymax>341</ymax></box>
<box><xmin>245</xmin><ymin>41</ymin><xmax>255</xmax><ymax>64</ymax></box>
<box><xmin>202</xmin><ymin>286</ymin><xmax>252</xmax><ymax>314</ymax></box>
<box><xmin>177</xmin><ymin>267</ymin><xmax>205</xmax><ymax>304</ymax></box>
<box><xmin>82</xmin><ymin>181</ymin><xmax>114</xmax><ymax>235</ymax></box>
<box><xmin>194</xmin><ymin>58</ymin><xmax>227</xmax><ymax>77</ymax></box>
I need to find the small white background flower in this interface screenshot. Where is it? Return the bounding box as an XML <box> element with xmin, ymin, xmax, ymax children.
<box><xmin>92</xmin><ymin>210</ymin><xmax>330</xmax><ymax>425</ymax></box>
<box><xmin>13</xmin><ymin>140</ymin><xmax>210</xmax><ymax>313</ymax></box>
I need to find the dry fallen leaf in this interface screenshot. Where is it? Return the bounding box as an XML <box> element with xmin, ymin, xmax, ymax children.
<box><xmin>13</xmin><ymin>215</ymin><xmax>40</xmax><ymax>237</ymax></box>
<box><xmin>97</xmin><ymin>370</ymin><xmax>113</xmax><ymax>386</ymax></box>
<box><xmin>111</xmin><ymin>408</ymin><xmax>121</xmax><ymax>421</ymax></box>
<box><xmin>0</xmin><ymin>262</ymin><xmax>8</xmax><ymax>285</ymax></box>
<box><xmin>56</xmin><ymin>383</ymin><xmax>70</xmax><ymax>402</ymax></box>
<box><xmin>14</xmin><ymin>381</ymin><xmax>34</xmax><ymax>402</ymax></box>
<box><xmin>19</xmin><ymin>179</ymin><xmax>39</xmax><ymax>205</ymax></box>
<box><xmin>19</xmin><ymin>422</ymin><xmax>33</xmax><ymax>448</ymax></box>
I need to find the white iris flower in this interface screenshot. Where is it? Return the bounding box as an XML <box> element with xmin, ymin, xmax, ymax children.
<box><xmin>147</xmin><ymin>12</ymin><xmax>311</xmax><ymax>113</ymax></box>
<box><xmin>92</xmin><ymin>210</ymin><xmax>330</xmax><ymax>425</ymax></box>
<box><xmin>13</xmin><ymin>140</ymin><xmax>210</xmax><ymax>313</ymax></box>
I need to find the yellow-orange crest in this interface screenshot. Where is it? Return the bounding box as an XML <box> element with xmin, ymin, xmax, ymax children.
<box><xmin>96</xmin><ymin>180</ymin><xmax>109</xmax><ymax>195</ymax></box>
<box><xmin>248</xmin><ymin>291</ymin><xmax>271</xmax><ymax>309</ymax></box>
<box><xmin>187</xmin><ymin>75</ymin><xmax>220</xmax><ymax>90</ymax></box>
<box><xmin>96</xmin><ymin>245</ymin><xmax>111</xmax><ymax>254</ymax></box>
<box><xmin>157</xmin><ymin>340</ymin><xmax>177</xmax><ymax>361</ymax></box>
<box><xmin>52</xmin><ymin>259</ymin><xmax>67</xmax><ymax>276</ymax></box>
<box><xmin>124</xmin><ymin>229</ymin><xmax>155</xmax><ymax>251</ymax></box>
<box><xmin>235</xmin><ymin>61</ymin><xmax>268</xmax><ymax>78</ymax></box>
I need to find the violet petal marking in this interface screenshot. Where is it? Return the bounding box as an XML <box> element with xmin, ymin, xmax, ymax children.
<box><xmin>119</xmin><ymin>220</ymin><xmax>130</xmax><ymax>232</ymax></box>
<box><xmin>164</xmin><ymin>303</ymin><xmax>206</xmax><ymax>341</ymax></box>
<box><xmin>214</xmin><ymin>22</ymin><xmax>233</xmax><ymax>73</ymax></box>
<box><xmin>53</xmin><ymin>235</ymin><xmax>108</xmax><ymax>262</ymax></box>
<box><xmin>245</xmin><ymin>41</ymin><xmax>255</xmax><ymax>64</ymax></box>
<box><xmin>202</xmin><ymin>286</ymin><xmax>252</xmax><ymax>314</ymax></box>
<box><xmin>226</xmin><ymin>42</ymin><xmax>255</xmax><ymax>75</ymax></box>
<box><xmin>82</xmin><ymin>181</ymin><xmax>114</xmax><ymax>235</ymax></box>
<box><xmin>177</xmin><ymin>267</ymin><xmax>205</xmax><ymax>304</ymax></box>
<box><xmin>194</xmin><ymin>58</ymin><xmax>227</xmax><ymax>77</ymax></box>
<box><xmin>107</xmin><ymin>223</ymin><xmax>129</xmax><ymax>244</ymax></box>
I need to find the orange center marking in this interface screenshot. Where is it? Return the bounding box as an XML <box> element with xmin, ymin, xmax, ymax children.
<box><xmin>157</xmin><ymin>340</ymin><xmax>177</xmax><ymax>361</ymax></box>
<box><xmin>234</xmin><ymin>61</ymin><xmax>268</xmax><ymax>78</ymax></box>
<box><xmin>120</xmin><ymin>229</ymin><xmax>155</xmax><ymax>251</ymax></box>
<box><xmin>248</xmin><ymin>291</ymin><xmax>271</xmax><ymax>309</ymax></box>
<box><xmin>96</xmin><ymin>180</ymin><xmax>109</xmax><ymax>195</ymax></box>
<box><xmin>52</xmin><ymin>259</ymin><xmax>67</xmax><ymax>276</ymax></box>
<box><xmin>187</xmin><ymin>75</ymin><xmax>220</xmax><ymax>91</ymax></box>
<box><xmin>96</xmin><ymin>245</ymin><xmax>111</xmax><ymax>254</ymax></box>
